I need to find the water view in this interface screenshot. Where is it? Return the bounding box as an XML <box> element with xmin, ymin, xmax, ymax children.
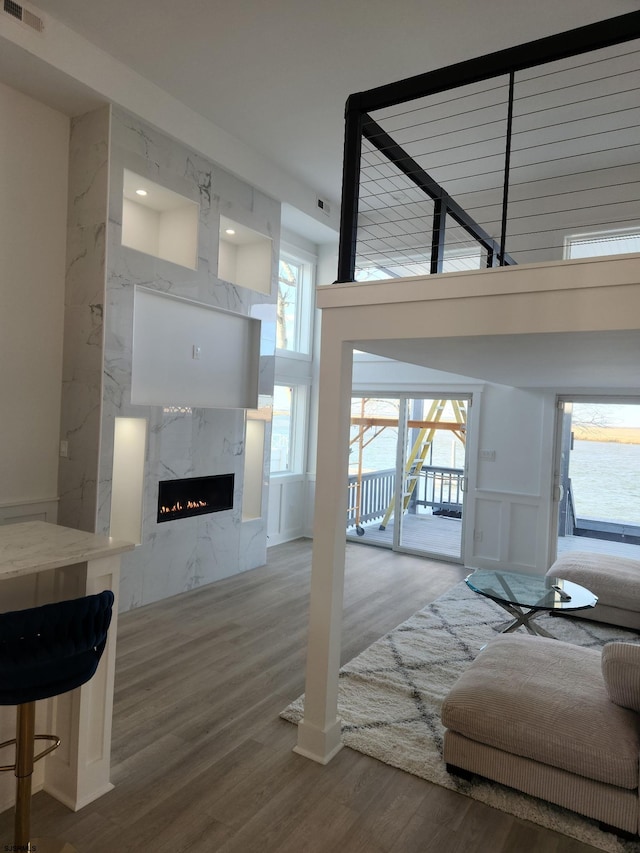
<box><xmin>569</xmin><ymin>403</ymin><xmax>640</xmax><ymax>525</ymax></box>
<box><xmin>344</xmin><ymin>400</ymin><xmax>640</xmax><ymax>528</ymax></box>
<box><xmin>570</xmin><ymin>440</ymin><xmax>639</xmax><ymax>525</ymax></box>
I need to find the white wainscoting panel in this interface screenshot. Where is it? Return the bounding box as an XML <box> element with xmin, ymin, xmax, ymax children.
<box><xmin>268</xmin><ymin>476</ymin><xmax>307</xmax><ymax>546</ymax></box>
<box><xmin>0</xmin><ymin>498</ymin><xmax>58</xmax><ymax>526</ymax></box>
<box><xmin>470</xmin><ymin>491</ymin><xmax>544</xmax><ymax>573</ymax></box>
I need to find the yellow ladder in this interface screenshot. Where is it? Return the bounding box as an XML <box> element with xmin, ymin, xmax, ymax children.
<box><xmin>379</xmin><ymin>399</ymin><xmax>466</xmax><ymax>530</ymax></box>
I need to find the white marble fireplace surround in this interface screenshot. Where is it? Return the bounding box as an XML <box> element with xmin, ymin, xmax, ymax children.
<box><xmin>58</xmin><ymin>105</ymin><xmax>278</xmax><ymax>613</ymax></box>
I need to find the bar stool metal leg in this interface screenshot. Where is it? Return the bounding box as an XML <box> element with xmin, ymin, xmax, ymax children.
<box><xmin>5</xmin><ymin>702</ymin><xmax>76</xmax><ymax>853</ymax></box>
<box><xmin>14</xmin><ymin>701</ymin><xmax>35</xmax><ymax>851</ymax></box>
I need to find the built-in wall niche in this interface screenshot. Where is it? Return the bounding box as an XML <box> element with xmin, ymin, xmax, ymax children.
<box><xmin>242</xmin><ymin>415</ymin><xmax>266</xmax><ymax>521</ymax></box>
<box><xmin>110</xmin><ymin>417</ymin><xmax>147</xmax><ymax>544</ymax></box>
<box><xmin>218</xmin><ymin>216</ymin><xmax>272</xmax><ymax>295</ymax></box>
<box><xmin>131</xmin><ymin>287</ymin><xmax>260</xmax><ymax>409</ymax></box>
<box><xmin>122</xmin><ymin>169</ymin><xmax>199</xmax><ymax>270</ymax></box>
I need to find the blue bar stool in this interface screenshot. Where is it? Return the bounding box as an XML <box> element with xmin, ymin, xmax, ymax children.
<box><xmin>0</xmin><ymin>590</ymin><xmax>114</xmax><ymax>853</ymax></box>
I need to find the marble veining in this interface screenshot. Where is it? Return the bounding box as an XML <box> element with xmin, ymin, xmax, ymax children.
<box><xmin>58</xmin><ymin>108</ymin><xmax>111</xmax><ymax>533</ymax></box>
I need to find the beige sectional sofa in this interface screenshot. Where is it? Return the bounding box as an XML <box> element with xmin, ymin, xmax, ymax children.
<box><xmin>441</xmin><ymin>634</ymin><xmax>640</xmax><ymax>836</ymax></box>
<box><xmin>546</xmin><ymin>551</ymin><xmax>640</xmax><ymax>630</ymax></box>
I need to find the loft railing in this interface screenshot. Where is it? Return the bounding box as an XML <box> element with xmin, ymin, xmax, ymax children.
<box><xmin>337</xmin><ymin>12</ymin><xmax>640</xmax><ymax>283</ymax></box>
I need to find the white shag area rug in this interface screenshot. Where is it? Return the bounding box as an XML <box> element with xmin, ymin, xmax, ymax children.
<box><xmin>281</xmin><ymin>582</ymin><xmax>640</xmax><ymax>853</ymax></box>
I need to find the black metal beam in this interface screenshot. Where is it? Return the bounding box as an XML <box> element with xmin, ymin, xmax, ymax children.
<box><xmin>347</xmin><ymin>12</ymin><xmax>640</xmax><ymax>114</ymax></box>
<box><xmin>337</xmin><ymin>106</ymin><xmax>364</xmax><ymax>282</ymax></box>
<box><xmin>361</xmin><ymin>114</ymin><xmax>516</xmax><ymax>266</ymax></box>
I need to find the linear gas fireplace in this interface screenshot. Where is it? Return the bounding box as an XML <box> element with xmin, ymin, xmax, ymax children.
<box><xmin>157</xmin><ymin>474</ymin><xmax>234</xmax><ymax>523</ymax></box>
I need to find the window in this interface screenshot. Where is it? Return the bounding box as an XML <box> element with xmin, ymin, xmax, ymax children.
<box><xmin>270</xmin><ymin>383</ymin><xmax>308</xmax><ymax>475</ymax></box>
<box><xmin>277</xmin><ymin>250</ymin><xmax>313</xmax><ymax>355</ymax></box>
<box><xmin>565</xmin><ymin>228</ymin><xmax>640</xmax><ymax>260</ymax></box>
<box><xmin>272</xmin><ymin>242</ymin><xmax>314</xmax><ymax>476</ymax></box>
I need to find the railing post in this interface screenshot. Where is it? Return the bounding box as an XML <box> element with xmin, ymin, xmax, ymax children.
<box><xmin>499</xmin><ymin>71</ymin><xmax>515</xmax><ymax>265</ymax></box>
<box><xmin>337</xmin><ymin>100</ymin><xmax>364</xmax><ymax>283</ymax></box>
<box><xmin>430</xmin><ymin>198</ymin><xmax>447</xmax><ymax>274</ymax></box>
<box><xmin>487</xmin><ymin>246</ymin><xmax>501</xmax><ymax>267</ymax></box>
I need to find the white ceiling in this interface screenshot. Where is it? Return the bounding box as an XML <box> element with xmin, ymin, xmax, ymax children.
<box><xmin>23</xmin><ymin>0</ymin><xmax>640</xmax><ymax>205</ymax></box>
<box><xmin>359</xmin><ymin>329</ymin><xmax>640</xmax><ymax>393</ymax></box>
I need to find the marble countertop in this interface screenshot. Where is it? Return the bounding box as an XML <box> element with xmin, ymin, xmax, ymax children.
<box><xmin>0</xmin><ymin>521</ymin><xmax>134</xmax><ymax>579</ymax></box>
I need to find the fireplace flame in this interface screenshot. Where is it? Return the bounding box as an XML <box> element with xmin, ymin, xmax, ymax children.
<box><xmin>159</xmin><ymin>499</ymin><xmax>209</xmax><ymax>515</ymax></box>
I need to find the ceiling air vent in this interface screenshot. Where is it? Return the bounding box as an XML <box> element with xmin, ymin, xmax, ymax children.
<box><xmin>3</xmin><ymin>0</ymin><xmax>44</xmax><ymax>32</ymax></box>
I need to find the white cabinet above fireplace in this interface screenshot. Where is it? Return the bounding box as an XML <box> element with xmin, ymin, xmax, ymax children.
<box><xmin>131</xmin><ymin>287</ymin><xmax>260</xmax><ymax>409</ymax></box>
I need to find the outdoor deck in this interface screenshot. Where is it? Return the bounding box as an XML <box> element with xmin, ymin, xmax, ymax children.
<box><xmin>347</xmin><ymin>512</ymin><xmax>640</xmax><ymax>562</ymax></box>
<box><xmin>347</xmin><ymin>513</ymin><xmax>463</xmax><ymax>558</ymax></box>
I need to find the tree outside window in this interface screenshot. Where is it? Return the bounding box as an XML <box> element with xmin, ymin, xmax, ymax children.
<box><xmin>271</xmin><ymin>246</ymin><xmax>314</xmax><ymax>476</ymax></box>
<box><xmin>277</xmin><ymin>251</ymin><xmax>313</xmax><ymax>354</ymax></box>
<box><xmin>277</xmin><ymin>258</ymin><xmax>302</xmax><ymax>351</ymax></box>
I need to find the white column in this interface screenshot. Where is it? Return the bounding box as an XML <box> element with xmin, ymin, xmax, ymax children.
<box><xmin>295</xmin><ymin>330</ymin><xmax>353</xmax><ymax>764</ymax></box>
<box><xmin>44</xmin><ymin>554</ymin><xmax>120</xmax><ymax>810</ymax></box>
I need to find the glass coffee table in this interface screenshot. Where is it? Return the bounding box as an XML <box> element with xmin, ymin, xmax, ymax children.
<box><xmin>466</xmin><ymin>568</ymin><xmax>598</xmax><ymax>638</ymax></box>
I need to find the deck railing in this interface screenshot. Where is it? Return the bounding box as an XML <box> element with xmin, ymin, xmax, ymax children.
<box><xmin>413</xmin><ymin>466</ymin><xmax>464</xmax><ymax>514</ymax></box>
<box><xmin>559</xmin><ymin>477</ymin><xmax>640</xmax><ymax>544</ymax></box>
<box><xmin>347</xmin><ymin>465</ymin><xmax>464</xmax><ymax>529</ymax></box>
<box><xmin>349</xmin><ymin>467</ymin><xmax>639</xmax><ymax>542</ymax></box>
<box><xmin>347</xmin><ymin>468</ymin><xmax>395</xmax><ymax>528</ymax></box>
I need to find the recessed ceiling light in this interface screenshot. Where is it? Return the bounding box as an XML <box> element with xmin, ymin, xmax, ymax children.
<box><xmin>136</xmin><ymin>189</ymin><xmax>148</xmax><ymax>197</ymax></box>
<box><xmin>225</xmin><ymin>228</ymin><xmax>236</xmax><ymax>235</ymax></box>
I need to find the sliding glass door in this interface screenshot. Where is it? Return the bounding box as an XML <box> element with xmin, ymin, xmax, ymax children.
<box><xmin>397</xmin><ymin>398</ymin><xmax>467</xmax><ymax>560</ymax></box>
<box><xmin>347</xmin><ymin>394</ymin><xmax>468</xmax><ymax>562</ymax></box>
<box><xmin>347</xmin><ymin>397</ymin><xmax>400</xmax><ymax>544</ymax></box>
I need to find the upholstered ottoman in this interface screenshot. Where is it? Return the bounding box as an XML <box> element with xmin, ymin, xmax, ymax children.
<box><xmin>441</xmin><ymin>634</ymin><xmax>640</xmax><ymax>834</ymax></box>
<box><xmin>546</xmin><ymin>551</ymin><xmax>640</xmax><ymax>630</ymax></box>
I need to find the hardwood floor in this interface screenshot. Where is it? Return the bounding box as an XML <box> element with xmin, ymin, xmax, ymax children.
<box><xmin>0</xmin><ymin>539</ymin><xmax>603</xmax><ymax>852</ymax></box>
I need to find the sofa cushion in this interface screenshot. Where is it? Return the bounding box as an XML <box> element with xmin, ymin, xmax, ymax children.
<box><xmin>441</xmin><ymin>634</ymin><xmax>640</xmax><ymax>789</ymax></box>
<box><xmin>547</xmin><ymin>552</ymin><xmax>640</xmax><ymax>612</ymax></box>
<box><xmin>602</xmin><ymin>641</ymin><xmax>640</xmax><ymax>713</ymax></box>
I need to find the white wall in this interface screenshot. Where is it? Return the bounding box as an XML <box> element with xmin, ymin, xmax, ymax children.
<box><xmin>0</xmin><ymin>82</ymin><xmax>68</xmax><ymax>511</ymax></box>
<box><xmin>352</xmin><ymin>354</ymin><xmax>479</xmax><ymax>394</ymax></box>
